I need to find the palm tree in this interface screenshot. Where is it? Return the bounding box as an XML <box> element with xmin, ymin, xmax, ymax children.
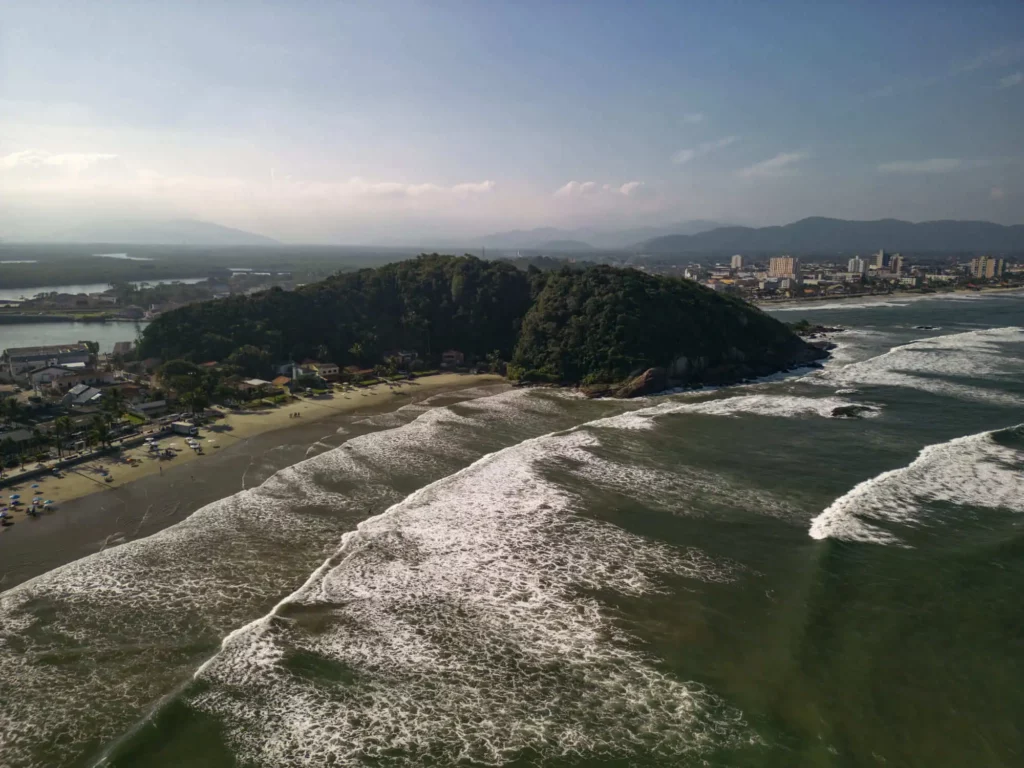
<box><xmin>90</xmin><ymin>415</ymin><xmax>111</xmax><ymax>449</ymax></box>
<box><xmin>53</xmin><ymin>416</ymin><xmax>73</xmax><ymax>460</ymax></box>
<box><xmin>101</xmin><ymin>388</ymin><xmax>125</xmax><ymax>424</ymax></box>
<box><xmin>1</xmin><ymin>398</ymin><xmax>23</xmax><ymax>427</ymax></box>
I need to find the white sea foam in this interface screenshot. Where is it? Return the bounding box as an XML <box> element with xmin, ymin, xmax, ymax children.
<box><xmin>0</xmin><ymin>388</ymin><xmax>601</xmax><ymax>768</ymax></box>
<box><xmin>809</xmin><ymin>426</ymin><xmax>1024</xmax><ymax>545</ymax></box>
<box><xmin>816</xmin><ymin>327</ymin><xmax>1024</xmax><ymax>406</ymax></box>
<box><xmin>600</xmin><ymin>393</ymin><xmax>881</xmax><ymax>432</ymax></box>
<box><xmin>192</xmin><ymin>424</ymin><xmax>750</xmax><ymax>766</ymax></box>
<box><xmin>768</xmin><ymin>299</ymin><xmax>913</xmax><ymax>312</ymax></box>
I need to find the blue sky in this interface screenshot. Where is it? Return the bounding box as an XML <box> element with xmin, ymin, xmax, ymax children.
<box><xmin>1</xmin><ymin>0</ymin><xmax>1022</xmax><ymax>242</ymax></box>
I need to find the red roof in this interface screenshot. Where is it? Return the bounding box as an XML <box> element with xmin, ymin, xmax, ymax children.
<box><xmin>271</xmin><ymin>376</ymin><xmax>291</xmax><ymax>386</ymax></box>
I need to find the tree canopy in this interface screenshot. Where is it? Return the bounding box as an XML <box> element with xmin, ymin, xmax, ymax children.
<box><xmin>140</xmin><ymin>255</ymin><xmax>814</xmax><ymax>388</ymax></box>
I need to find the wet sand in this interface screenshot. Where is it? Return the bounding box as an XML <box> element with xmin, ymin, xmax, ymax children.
<box><xmin>0</xmin><ymin>375</ymin><xmax>506</xmax><ymax>591</ymax></box>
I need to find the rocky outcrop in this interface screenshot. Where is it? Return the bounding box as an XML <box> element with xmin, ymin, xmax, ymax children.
<box><xmin>830</xmin><ymin>404</ymin><xmax>876</xmax><ymax>418</ymax></box>
<box><xmin>613</xmin><ymin>367</ymin><xmax>668</xmax><ymax>398</ymax></box>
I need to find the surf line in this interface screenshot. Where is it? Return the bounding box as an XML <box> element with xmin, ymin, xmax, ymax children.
<box><xmin>808</xmin><ymin>422</ymin><xmax>1024</xmax><ymax>546</ymax></box>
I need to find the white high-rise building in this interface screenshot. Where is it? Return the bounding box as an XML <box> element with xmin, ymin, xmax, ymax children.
<box><xmin>730</xmin><ymin>254</ymin><xmax>744</xmax><ymax>269</ymax></box>
<box><xmin>848</xmin><ymin>256</ymin><xmax>866</xmax><ymax>274</ymax></box>
<box><xmin>768</xmin><ymin>255</ymin><xmax>799</xmax><ymax>278</ymax></box>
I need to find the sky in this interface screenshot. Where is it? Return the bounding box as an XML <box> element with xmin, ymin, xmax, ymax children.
<box><xmin>1</xmin><ymin>0</ymin><xmax>1023</xmax><ymax>243</ymax></box>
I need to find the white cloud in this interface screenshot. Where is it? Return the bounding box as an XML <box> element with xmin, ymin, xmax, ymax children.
<box><xmin>451</xmin><ymin>180</ymin><xmax>496</xmax><ymax>195</ymax></box>
<box><xmin>0</xmin><ymin>149</ymin><xmax>121</xmax><ymax>173</ymax></box>
<box><xmin>998</xmin><ymin>71</ymin><xmax>1024</xmax><ymax>88</ymax></box>
<box><xmin>991</xmin><ymin>187</ymin><xmax>1005</xmax><ymax>200</ymax></box>
<box><xmin>736</xmin><ymin>151</ymin><xmax>808</xmax><ymax>178</ymax></box>
<box><xmin>554</xmin><ymin>180</ymin><xmax>600</xmax><ymax>197</ymax></box>
<box><xmin>955</xmin><ymin>42</ymin><xmax>1024</xmax><ymax>73</ymax></box>
<box><xmin>554</xmin><ymin>180</ymin><xmax>645</xmax><ymax>198</ymax></box>
<box><xmin>672</xmin><ymin>135</ymin><xmax>739</xmax><ymax>165</ymax></box>
<box><xmin>699</xmin><ymin>136</ymin><xmax>739</xmax><ymax>153</ymax></box>
<box><xmin>671</xmin><ymin>148</ymin><xmax>696</xmax><ymax>165</ymax></box>
<box><xmin>680</xmin><ymin>112</ymin><xmax>706</xmax><ymax>125</ymax></box>
<box><xmin>877</xmin><ymin>158</ymin><xmax>964</xmax><ymax>174</ymax></box>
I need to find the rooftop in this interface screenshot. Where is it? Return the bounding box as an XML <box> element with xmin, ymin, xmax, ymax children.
<box><xmin>4</xmin><ymin>342</ymin><xmax>90</xmax><ymax>359</ymax></box>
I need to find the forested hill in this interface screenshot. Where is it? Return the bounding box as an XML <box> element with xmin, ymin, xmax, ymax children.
<box><xmin>139</xmin><ymin>254</ymin><xmax>820</xmax><ymax>388</ymax></box>
<box><xmin>139</xmin><ymin>254</ymin><xmax>536</xmax><ymax>366</ymax></box>
<box><xmin>511</xmin><ymin>266</ymin><xmax>817</xmax><ymax>385</ymax></box>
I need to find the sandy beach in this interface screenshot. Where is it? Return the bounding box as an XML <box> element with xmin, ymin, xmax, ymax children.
<box><xmin>0</xmin><ymin>374</ymin><xmax>506</xmax><ymax>590</ymax></box>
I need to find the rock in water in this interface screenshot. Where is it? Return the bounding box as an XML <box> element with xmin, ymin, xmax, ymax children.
<box><xmin>615</xmin><ymin>368</ymin><xmax>668</xmax><ymax>398</ymax></box>
<box><xmin>830</xmin><ymin>404</ymin><xmax>874</xmax><ymax>418</ymax></box>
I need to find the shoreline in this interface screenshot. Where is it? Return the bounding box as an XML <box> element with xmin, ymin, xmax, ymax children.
<box><xmin>756</xmin><ymin>284</ymin><xmax>1024</xmax><ymax>310</ymax></box>
<box><xmin>0</xmin><ymin>374</ymin><xmax>506</xmax><ymax>591</ymax></box>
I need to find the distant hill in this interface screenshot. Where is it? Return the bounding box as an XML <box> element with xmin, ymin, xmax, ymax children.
<box><xmin>476</xmin><ymin>220</ymin><xmax>726</xmax><ymax>250</ymax></box>
<box><xmin>42</xmin><ymin>218</ymin><xmax>280</xmax><ymax>246</ymax></box>
<box><xmin>640</xmin><ymin>217</ymin><xmax>1024</xmax><ymax>255</ymax></box>
<box><xmin>533</xmin><ymin>239</ymin><xmax>595</xmax><ymax>252</ymax></box>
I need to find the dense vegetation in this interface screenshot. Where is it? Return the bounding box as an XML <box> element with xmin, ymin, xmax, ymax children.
<box><xmin>140</xmin><ymin>255</ymin><xmax>536</xmax><ymax>366</ymax></box>
<box><xmin>140</xmin><ymin>254</ymin><xmax>816</xmax><ymax>388</ymax></box>
<box><xmin>511</xmin><ymin>266</ymin><xmax>811</xmax><ymax>383</ymax></box>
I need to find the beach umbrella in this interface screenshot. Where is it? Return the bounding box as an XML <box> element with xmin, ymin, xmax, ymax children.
<box><xmin>44</xmin><ymin>500</ymin><xmax>53</xmax><ymax>506</ymax></box>
<box><xmin>31</xmin><ymin>483</ymin><xmax>39</xmax><ymax>488</ymax></box>
<box><xmin>10</xmin><ymin>494</ymin><xmax>20</xmax><ymax>499</ymax></box>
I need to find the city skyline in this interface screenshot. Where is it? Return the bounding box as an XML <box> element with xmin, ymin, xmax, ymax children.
<box><xmin>1</xmin><ymin>1</ymin><xmax>1023</xmax><ymax>243</ymax></box>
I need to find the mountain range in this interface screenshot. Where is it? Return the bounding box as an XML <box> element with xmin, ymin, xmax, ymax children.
<box><xmin>474</xmin><ymin>220</ymin><xmax>727</xmax><ymax>250</ymax></box>
<box><xmin>639</xmin><ymin>217</ymin><xmax>1024</xmax><ymax>255</ymax></box>
<box><xmin>4</xmin><ymin>218</ymin><xmax>280</xmax><ymax>246</ymax></box>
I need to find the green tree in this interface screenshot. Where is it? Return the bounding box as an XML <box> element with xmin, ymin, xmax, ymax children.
<box><xmin>225</xmin><ymin>345</ymin><xmax>273</xmax><ymax>378</ymax></box>
<box><xmin>90</xmin><ymin>415</ymin><xmax>112</xmax><ymax>449</ymax></box>
<box><xmin>1</xmin><ymin>398</ymin><xmax>23</xmax><ymax>427</ymax></box>
<box><xmin>101</xmin><ymin>388</ymin><xmax>126</xmax><ymax>423</ymax></box>
<box><xmin>53</xmin><ymin>416</ymin><xmax>74</xmax><ymax>459</ymax></box>
<box><xmin>486</xmin><ymin>350</ymin><xmax>503</xmax><ymax>374</ymax></box>
<box><xmin>180</xmin><ymin>389</ymin><xmax>210</xmax><ymax>416</ymax></box>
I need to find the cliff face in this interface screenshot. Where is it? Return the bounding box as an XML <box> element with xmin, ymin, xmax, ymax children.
<box><xmin>510</xmin><ymin>266</ymin><xmax>824</xmax><ymax>392</ymax></box>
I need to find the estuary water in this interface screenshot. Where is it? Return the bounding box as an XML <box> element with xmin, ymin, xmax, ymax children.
<box><xmin>1</xmin><ymin>290</ymin><xmax>1023</xmax><ymax>767</ymax></box>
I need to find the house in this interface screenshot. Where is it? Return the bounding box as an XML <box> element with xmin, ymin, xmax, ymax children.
<box><xmin>383</xmin><ymin>350</ymin><xmax>418</xmax><ymax>367</ymax></box>
<box><xmin>271</xmin><ymin>375</ymin><xmax>293</xmax><ymax>391</ymax></box>
<box><xmin>45</xmin><ymin>368</ymin><xmax>116</xmax><ymax>393</ymax></box>
<box><xmin>441</xmin><ymin>350</ymin><xmax>465</xmax><ymax>368</ymax></box>
<box><xmin>61</xmin><ymin>384</ymin><xmax>103</xmax><ymax>408</ymax></box>
<box><xmin>28</xmin><ymin>366</ymin><xmax>75</xmax><ymax>389</ymax></box>
<box><xmin>128</xmin><ymin>400</ymin><xmax>168</xmax><ymax>420</ymax></box>
<box><xmin>236</xmin><ymin>378</ymin><xmax>273</xmax><ymax>394</ymax></box>
<box><xmin>310</xmin><ymin>362</ymin><xmax>340</xmax><ymax>380</ymax></box>
<box><xmin>3</xmin><ymin>343</ymin><xmax>92</xmax><ymax>380</ymax></box>
<box><xmin>112</xmin><ymin>341</ymin><xmax>135</xmax><ymax>357</ymax></box>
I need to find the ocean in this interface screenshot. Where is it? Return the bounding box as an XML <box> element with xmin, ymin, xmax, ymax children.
<box><xmin>1</xmin><ymin>290</ymin><xmax>1023</xmax><ymax>767</ymax></box>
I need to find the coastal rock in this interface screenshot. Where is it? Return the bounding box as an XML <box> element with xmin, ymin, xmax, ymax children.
<box><xmin>830</xmin><ymin>404</ymin><xmax>875</xmax><ymax>418</ymax></box>
<box><xmin>614</xmin><ymin>367</ymin><xmax>668</xmax><ymax>398</ymax></box>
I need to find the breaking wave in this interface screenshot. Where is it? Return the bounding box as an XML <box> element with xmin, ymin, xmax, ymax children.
<box><xmin>816</xmin><ymin>327</ymin><xmax>1024</xmax><ymax>406</ymax></box>
<box><xmin>809</xmin><ymin>425</ymin><xmax>1024</xmax><ymax>545</ymax></box>
<box><xmin>191</xmin><ymin>424</ymin><xmax>751</xmax><ymax>766</ymax></box>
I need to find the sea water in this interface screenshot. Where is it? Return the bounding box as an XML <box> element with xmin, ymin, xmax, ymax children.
<box><xmin>1</xmin><ymin>291</ymin><xmax>1023</xmax><ymax>767</ymax></box>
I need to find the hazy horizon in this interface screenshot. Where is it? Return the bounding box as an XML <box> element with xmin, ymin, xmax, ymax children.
<box><xmin>2</xmin><ymin>1</ymin><xmax>1022</xmax><ymax>244</ymax></box>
